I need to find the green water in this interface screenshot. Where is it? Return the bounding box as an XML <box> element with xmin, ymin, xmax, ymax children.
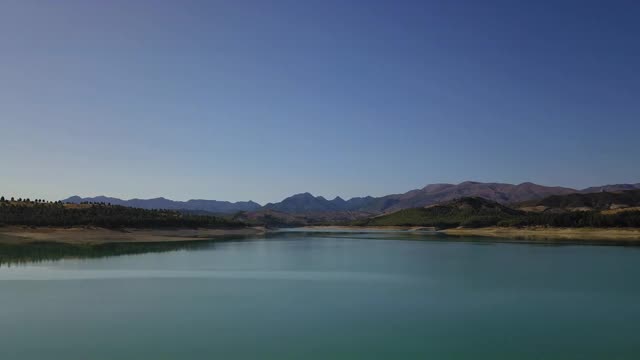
<box><xmin>1</xmin><ymin>230</ymin><xmax>640</xmax><ymax>359</ymax></box>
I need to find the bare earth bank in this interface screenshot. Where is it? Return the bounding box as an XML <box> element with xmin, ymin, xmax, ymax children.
<box><xmin>3</xmin><ymin>226</ymin><xmax>640</xmax><ymax>244</ymax></box>
<box><xmin>441</xmin><ymin>227</ymin><xmax>640</xmax><ymax>242</ymax></box>
<box><xmin>302</xmin><ymin>225</ymin><xmax>438</xmax><ymax>232</ymax></box>
<box><xmin>0</xmin><ymin>226</ymin><xmax>266</xmax><ymax>244</ymax></box>
<box><xmin>303</xmin><ymin>226</ymin><xmax>640</xmax><ymax>242</ymax></box>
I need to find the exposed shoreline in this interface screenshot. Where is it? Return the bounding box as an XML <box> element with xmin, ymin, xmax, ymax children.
<box><xmin>301</xmin><ymin>225</ymin><xmax>640</xmax><ymax>242</ymax></box>
<box><xmin>441</xmin><ymin>227</ymin><xmax>640</xmax><ymax>242</ymax></box>
<box><xmin>0</xmin><ymin>226</ymin><xmax>266</xmax><ymax>244</ymax></box>
<box><xmin>301</xmin><ymin>225</ymin><xmax>437</xmax><ymax>232</ymax></box>
<box><xmin>2</xmin><ymin>225</ymin><xmax>640</xmax><ymax>245</ymax></box>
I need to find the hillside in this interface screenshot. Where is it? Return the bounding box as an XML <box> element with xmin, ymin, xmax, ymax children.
<box><xmin>263</xmin><ymin>181</ymin><xmax>578</xmax><ymax>214</ymax></box>
<box><xmin>358</xmin><ymin>197</ymin><xmax>522</xmax><ymax>228</ymax></box>
<box><xmin>518</xmin><ymin>190</ymin><xmax>640</xmax><ymax>212</ymax></box>
<box><xmin>580</xmin><ymin>183</ymin><xmax>640</xmax><ymax>194</ymax></box>
<box><xmin>358</xmin><ymin>194</ymin><xmax>640</xmax><ymax>229</ymax></box>
<box><xmin>262</xmin><ymin>193</ymin><xmax>344</xmax><ymax>213</ymax></box>
<box><xmin>356</xmin><ymin>181</ymin><xmax>577</xmax><ymax>213</ymax></box>
<box><xmin>0</xmin><ymin>199</ymin><xmax>245</xmax><ymax>229</ymax></box>
<box><xmin>235</xmin><ymin>209</ymin><xmax>371</xmax><ymax>227</ymax></box>
<box><xmin>63</xmin><ymin>196</ymin><xmax>261</xmax><ymax>214</ymax></box>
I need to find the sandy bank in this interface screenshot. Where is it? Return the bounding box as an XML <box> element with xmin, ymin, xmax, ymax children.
<box><xmin>303</xmin><ymin>226</ymin><xmax>640</xmax><ymax>242</ymax></box>
<box><xmin>301</xmin><ymin>226</ymin><xmax>437</xmax><ymax>232</ymax></box>
<box><xmin>441</xmin><ymin>227</ymin><xmax>640</xmax><ymax>242</ymax></box>
<box><xmin>0</xmin><ymin>226</ymin><xmax>266</xmax><ymax>244</ymax></box>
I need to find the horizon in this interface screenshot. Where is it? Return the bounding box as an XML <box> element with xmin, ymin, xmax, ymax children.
<box><xmin>2</xmin><ymin>1</ymin><xmax>640</xmax><ymax>204</ymax></box>
<box><xmin>30</xmin><ymin>179</ymin><xmax>640</xmax><ymax>205</ymax></box>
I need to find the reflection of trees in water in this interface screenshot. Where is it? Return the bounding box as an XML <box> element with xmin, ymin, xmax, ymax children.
<box><xmin>0</xmin><ymin>236</ymin><xmax>255</xmax><ymax>267</ymax></box>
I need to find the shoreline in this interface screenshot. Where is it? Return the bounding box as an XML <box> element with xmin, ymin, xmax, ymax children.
<box><xmin>441</xmin><ymin>227</ymin><xmax>640</xmax><ymax>242</ymax></box>
<box><xmin>300</xmin><ymin>225</ymin><xmax>438</xmax><ymax>232</ymax></box>
<box><xmin>301</xmin><ymin>225</ymin><xmax>640</xmax><ymax>242</ymax></box>
<box><xmin>0</xmin><ymin>226</ymin><xmax>267</xmax><ymax>244</ymax></box>
<box><xmin>2</xmin><ymin>225</ymin><xmax>640</xmax><ymax>244</ymax></box>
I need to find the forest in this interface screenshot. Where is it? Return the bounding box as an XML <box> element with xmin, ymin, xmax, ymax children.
<box><xmin>357</xmin><ymin>196</ymin><xmax>640</xmax><ymax>229</ymax></box>
<box><xmin>0</xmin><ymin>198</ymin><xmax>245</xmax><ymax>229</ymax></box>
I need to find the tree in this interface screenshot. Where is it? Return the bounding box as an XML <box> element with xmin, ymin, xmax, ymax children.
<box><xmin>0</xmin><ymin>196</ymin><xmax>4</xmax><ymax>202</ymax></box>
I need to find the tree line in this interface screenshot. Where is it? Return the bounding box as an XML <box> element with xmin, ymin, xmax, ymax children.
<box><xmin>0</xmin><ymin>200</ymin><xmax>245</xmax><ymax>229</ymax></box>
<box><xmin>497</xmin><ymin>210</ymin><xmax>640</xmax><ymax>228</ymax></box>
<box><xmin>0</xmin><ymin>196</ymin><xmax>60</xmax><ymax>203</ymax></box>
<box><xmin>358</xmin><ymin>206</ymin><xmax>640</xmax><ymax>229</ymax></box>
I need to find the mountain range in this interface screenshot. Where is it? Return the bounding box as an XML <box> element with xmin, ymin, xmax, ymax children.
<box><xmin>62</xmin><ymin>195</ymin><xmax>261</xmax><ymax>214</ymax></box>
<box><xmin>358</xmin><ymin>189</ymin><xmax>640</xmax><ymax>228</ymax></box>
<box><xmin>63</xmin><ymin>181</ymin><xmax>640</xmax><ymax>214</ymax></box>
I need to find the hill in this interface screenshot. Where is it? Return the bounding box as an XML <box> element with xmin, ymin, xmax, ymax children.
<box><xmin>580</xmin><ymin>183</ymin><xmax>640</xmax><ymax>194</ymax></box>
<box><xmin>358</xmin><ymin>197</ymin><xmax>522</xmax><ymax>228</ymax></box>
<box><xmin>262</xmin><ymin>193</ymin><xmax>343</xmax><ymax>213</ymax></box>
<box><xmin>0</xmin><ymin>199</ymin><xmax>245</xmax><ymax>229</ymax></box>
<box><xmin>233</xmin><ymin>208</ymin><xmax>372</xmax><ymax>228</ymax></box>
<box><xmin>358</xmin><ymin>193</ymin><xmax>640</xmax><ymax>229</ymax></box>
<box><xmin>262</xmin><ymin>181</ymin><xmax>578</xmax><ymax>214</ymax></box>
<box><xmin>355</xmin><ymin>181</ymin><xmax>577</xmax><ymax>213</ymax></box>
<box><xmin>518</xmin><ymin>189</ymin><xmax>640</xmax><ymax>212</ymax></box>
<box><xmin>63</xmin><ymin>196</ymin><xmax>261</xmax><ymax>214</ymax></box>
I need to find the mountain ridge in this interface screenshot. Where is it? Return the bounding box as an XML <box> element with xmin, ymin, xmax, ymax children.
<box><xmin>356</xmin><ymin>192</ymin><xmax>640</xmax><ymax>229</ymax></box>
<box><xmin>63</xmin><ymin>181</ymin><xmax>640</xmax><ymax>215</ymax></box>
<box><xmin>62</xmin><ymin>195</ymin><xmax>261</xmax><ymax>214</ymax></box>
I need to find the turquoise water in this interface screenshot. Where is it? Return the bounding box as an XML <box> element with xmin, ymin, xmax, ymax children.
<box><xmin>1</xmin><ymin>230</ymin><xmax>640</xmax><ymax>359</ymax></box>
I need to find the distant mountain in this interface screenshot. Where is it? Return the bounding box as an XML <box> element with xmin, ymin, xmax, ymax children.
<box><xmin>262</xmin><ymin>193</ymin><xmax>371</xmax><ymax>213</ymax></box>
<box><xmin>357</xmin><ymin>181</ymin><xmax>577</xmax><ymax>213</ymax></box>
<box><xmin>62</xmin><ymin>196</ymin><xmax>261</xmax><ymax>214</ymax></box>
<box><xmin>62</xmin><ymin>181</ymin><xmax>640</xmax><ymax>216</ymax></box>
<box><xmin>263</xmin><ymin>193</ymin><xmax>338</xmax><ymax>213</ymax></box>
<box><xmin>263</xmin><ymin>181</ymin><xmax>578</xmax><ymax>214</ymax></box>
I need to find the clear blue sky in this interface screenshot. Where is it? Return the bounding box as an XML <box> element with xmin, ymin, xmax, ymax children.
<box><xmin>1</xmin><ymin>0</ymin><xmax>639</xmax><ymax>204</ymax></box>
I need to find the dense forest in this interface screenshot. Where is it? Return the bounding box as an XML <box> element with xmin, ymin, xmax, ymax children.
<box><xmin>0</xmin><ymin>198</ymin><xmax>245</xmax><ymax>228</ymax></box>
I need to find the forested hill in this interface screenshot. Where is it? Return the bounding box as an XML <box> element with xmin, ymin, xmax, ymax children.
<box><xmin>358</xmin><ymin>196</ymin><xmax>640</xmax><ymax>229</ymax></box>
<box><xmin>358</xmin><ymin>197</ymin><xmax>523</xmax><ymax>228</ymax></box>
<box><xmin>63</xmin><ymin>195</ymin><xmax>261</xmax><ymax>214</ymax></box>
<box><xmin>518</xmin><ymin>190</ymin><xmax>640</xmax><ymax>211</ymax></box>
<box><xmin>0</xmin><ymin>198</ymin><xmax>245</xmax><ymax>228</ymax></box>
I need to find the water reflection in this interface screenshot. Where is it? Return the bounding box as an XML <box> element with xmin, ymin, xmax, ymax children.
<box><xmin>1</xmin><ymin>230</ymin><xmax>637</xmax><ymax>267</ymax></box>
<box><xmin>0</xmin><ymin>236</ymin><xmax>255</xmax><ymax>267</ymax></box>
<box><xmin>269</xmin><ymin>229</ymin><xmax>639</xmax><ymax>246</ymax></box>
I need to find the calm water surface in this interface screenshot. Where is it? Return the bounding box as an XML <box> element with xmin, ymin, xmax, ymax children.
<box><xmin>1</xmin><ymin>230</ymin><xmax>639</xmax><ymax>359</ymax></box>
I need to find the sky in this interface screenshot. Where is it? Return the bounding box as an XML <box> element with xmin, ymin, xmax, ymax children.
<box><xmin>1</xmin><ymin>0</ymin><xmax>639</xmax><ymax>204</ymax></box>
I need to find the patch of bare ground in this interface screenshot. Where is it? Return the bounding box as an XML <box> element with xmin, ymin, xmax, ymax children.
<box><xmin>0</xmin><ymin>226</ymin><xmax>266</xmax><ymax>244</ymax></box>
<box><xmin>442</xmin><ymin>227</ymin><xmax>640</xmax><ymax>242</ymax></box>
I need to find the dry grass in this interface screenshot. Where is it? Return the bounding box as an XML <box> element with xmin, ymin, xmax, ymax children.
<box><xmin>62</xmin><ymin>203</ymin><xmax>93</xmax><ymax>209</ymax></box>
<box><xmin>0</xmin><ymin>226</ymin><xmax>266</xmax><ymax>244</ymax></box>
<box><xmin>442</xmin><ymin>227</ymin><xmax>640</xmax><ymax>242</ymax></box>
<box><xmin>601</xmin><ymin>207</ymin><xmax>640</xmax><ymax>215</ymax></box>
